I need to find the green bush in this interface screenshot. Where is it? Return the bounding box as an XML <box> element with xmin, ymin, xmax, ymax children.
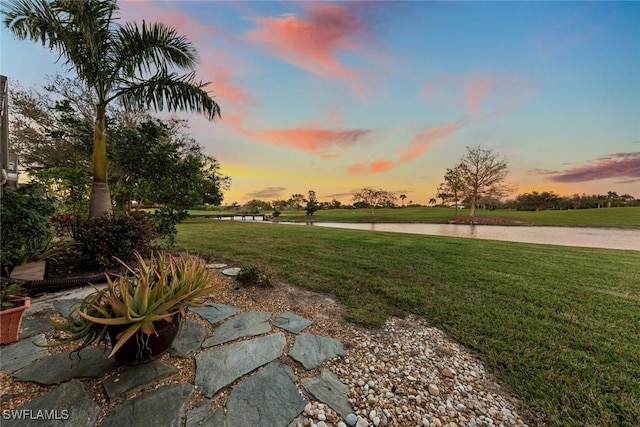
<box><xmin>153</xmin><ymin>207</ymin><xmax>190</xmax><ymax>245</ymax></box>
<box><xmin>75</xmin><ymin>211</ymin><xmax>158</xmax><ymax>268</ymax></box>
<box><xmin>0</xmin><ymin>184</ymin><xmax>57</xmax><ymax>270</ymax></box>
<box><xmin>236</xmin><ymin>264</ymin><xmax>275</xmax><ymax>287</ymax></box>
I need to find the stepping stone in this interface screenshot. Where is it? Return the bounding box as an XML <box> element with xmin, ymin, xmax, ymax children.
<box><xmin>202</xmin><ymin>311</ymin><xmax>272</xmax><ymax>347</ymax></box>
<box><xmin>195</xmin><ymin>333</ymin><xmax>286</xmax><ymax>397</ymax></box>
<box><xmin>226</xmin><ymin>361</ymin><xmax>307</xmax><ymax>427</ymax></box>
<box><xmin>222</xmin><ymin>267</ymin><xmax>241</xmax><ymax>277</ymax></box>
<box><xmin>273</xmin><ymin>311</ymin><xmax>312</xmax><ymax>334</ymax></box>
<box><xmin>20</xmin><ymin>317</ymin><xmax>53</xmax><ymax>339</ymax></box>
<box><xmin>190</xmin><ymin>303</ymin><xmax>238</xmax><ymax>325</ymax></box>
<box><xmin>9</xmin><ymin>379</ymin><xmax>99</xmax><ymax>427</ymax></box>
<box><xmin>14</xmin><ymin>347</ymin><xmax>117</xmax><ymax>385</ymax></box>
<box><xmin>101</xmin><ymin>383</ymin><xmax>193</xmax><ymax>427</ymax></box>
<box><xmin>186</xmin><ymin>402</ymin><xmax>224</xmax><ymax>427</ymax></box>
<box><xmin>289</xmin><ymin>333</ymin><xmax>345</xmax><ymax>370</ymax></box>
<box><xmin>301</xmin><ymin>369</ymin><xmax>354</xmax><ymax>419</ymax></box>
<box><xmin>9</xmin><ymin>261</ymin><xmax>46</xmax><ymax>281</ymax></box>
<box><xmin>171</xmin><ymin>320</ymin><xmax>208</xmax><ymax>358</ymax></box>
<box><xmin>0</xmin><ymin>334</ymin><xmax>48</xmax><ymax>373</ymax></box>
<box><xmin>52</xmin><ymin>299</ymin><xmax>82</xmax><ymax>318</ymax></box>
<box><xmin>206</xmin><ymin>263</ymin><xmax>227</xmax><ymax>269</ymax></box>
<box><xmin>102</xmin><ymin>360</ymin><xmax>178</xmax><ymax>400</ymax></box>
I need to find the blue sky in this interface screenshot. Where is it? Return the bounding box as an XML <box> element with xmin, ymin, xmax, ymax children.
<box><xmin>2</xmin><ymin>1</ymin><xmax>639</xmax><ymax>204</ymax></box>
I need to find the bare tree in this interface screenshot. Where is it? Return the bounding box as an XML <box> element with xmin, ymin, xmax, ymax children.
<box><xmin>456</xmin><ymin>145</ymin><xmax>510</xmax><ymax>217</ymax></box>
<box><xmin>352</xmin><ymin>187</ymin><xmax>396</xmax><ymax>215</ymax></box>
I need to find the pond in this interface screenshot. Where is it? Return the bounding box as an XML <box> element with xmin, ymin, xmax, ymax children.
<box><xmin>294</xmin><ymin>222</ymin><xmax>640</xmax><ymax>251</ymax></box>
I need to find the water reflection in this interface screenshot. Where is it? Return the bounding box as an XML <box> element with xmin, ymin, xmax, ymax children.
<box><xmin>293</xmin><ymin>222</ymin><xmax>640</xmax><ymax>251</ymax></box>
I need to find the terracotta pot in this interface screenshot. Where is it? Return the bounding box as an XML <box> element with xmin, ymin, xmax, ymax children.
<box><xmin>0</xmin><ymin>297</ymin><xmax>31</xmax><ymax>344</ymax></box>
<box><xmin>108</xmin><ymin>314</ymin><xmax>181</xmax><ymax>364</ymax></box>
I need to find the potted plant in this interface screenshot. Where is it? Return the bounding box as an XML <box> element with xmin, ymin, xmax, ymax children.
<box><xmin>0</xmin><ymin>283</ymin><xmax>31</xmax><ymax>344</ymax></box>
<box><xmin>45</xmin><ymin>251</ymin><xmax>218</xmax><ymax>363</ymax></box>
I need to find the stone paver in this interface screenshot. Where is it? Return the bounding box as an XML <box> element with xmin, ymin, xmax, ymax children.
<box><xmin>171</xmin><ymin>320</ymin><xmax>208</xmax><ymax>358</ymax></box>
<box><xmin>14</xmin><ymin>347</ymin><xmax>117</xmax><ymax>385</ymax></box>
<box><xmin>5</xmin><ymin>379</ymin><xmax>99</xmax><ymax>427</ymax></box>
<box><xmin>289</xmin><ymin>332</ymin><xmax>345</xmax><ymax>370</ymax></box>
<box><xmin>272</xmin><ymin>311</ymin><xmax>312</xmax><ymax>334</ymax></box>
<box><xmin>100</xmin><ymin>383</ymin><xmax>193</xmax><ymax>427</ymax></box>
<box><xmin>52</xmin><ymin>299</ymin><xmax>82</xmax><ymax>318</ymax></box>
<box><xmin>301</xmin><ymin>369</ymin><xmax>353</xmax><ymax>419</ymax></box>
<box><xmin>0</xmin><ymin>333</ymin><xmax>48</xmax><ymax>373</ymax></box>
<box><xmin>206</xmin><ymin>263</ymin><xmax>227</xmax><ymax>269</ymax></box>
<box><xmin>19</xmin><ymin>317</ymin><xmax>52</xmax><ymax>339</ymax></box>
<box><xmin>221</xmin><ymin>267</ymin><xmax>241</xmax><ymax>277</ymax></box>
<box><xmin>102</xmin><ymin>360</ymin><xmax>178</xmax><ymax>400</ymax></box>
<box><xmin>226</xmin><ymin>361</ymin><xmax>307</xmax><ymax>427</ymax></box>
<box><xmin>195</xmin><ymin>333</ymin><xmax>286</xmax><ymax>397</ymax></box>
<box><xmin>190</xmin><ymin>303</ymin><xmax>238</xmax><ymax>325</ymax></box>
<box><xmin>202</xmin><ymin>311</ymin><xmax>272</xmax><ymax>347</ymax></box>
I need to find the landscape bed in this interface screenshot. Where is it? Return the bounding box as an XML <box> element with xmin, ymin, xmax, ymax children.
<box><xmin>176</xmin><ymin>219</ymin><xmax>640</xmax><ymax>426</ymax></box>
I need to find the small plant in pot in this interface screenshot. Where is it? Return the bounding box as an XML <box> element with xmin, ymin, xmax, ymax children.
<box><xmin>0</xmin><ymin>283</ymin><xmax>31</xmax><ymax>344</ymax></box>
<box><xmin>44</xmin><ymin>251</ymin><xmax>218</xmax><ymax>363</ymax></box>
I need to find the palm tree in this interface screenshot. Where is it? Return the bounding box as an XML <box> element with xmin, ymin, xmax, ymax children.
<box><xmin>3</xmin><ymin>0</ymin><xmax>221</xmax><ymax>216</ymax></box>
<box><xmin>399</xmin><ymin>194</ymin><xmax>406</xmax><ymax>207</ymax></box>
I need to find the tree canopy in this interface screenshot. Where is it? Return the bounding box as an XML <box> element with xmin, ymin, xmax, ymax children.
<box><xmin>9</xmin><ymin>82</ymin><xmax>229</xmax><ymax>212</ymax></box>
<box><xmin>3</xmin><ymin>0</ymin><xmax>221</xmax><ymax>216</ymax></box>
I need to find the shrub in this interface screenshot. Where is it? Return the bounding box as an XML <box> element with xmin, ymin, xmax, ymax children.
<box><xmin>236</xmin><ymin>264</ymin><xmax>275</xmax><ymax>287</ymax></box>
<box><xmin>0</xmin><ymin>184</ymin><xmax>57</xmax><ymax>270</ymax></box>
<box><xmin>153</xmin><ymin>207</ymin><xmax>190</xmax><ymax>245</ymax></box>
<box><xmin>75</xmin><ymin>211</ymin><xmax>158</xmax><ymax>268</ymax></box>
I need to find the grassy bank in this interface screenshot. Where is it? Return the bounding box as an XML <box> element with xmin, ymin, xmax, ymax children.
<box><xmin>183</xmin><ymin>206</ymin><xmax>640</xmax><ymax>228</ymax></box>
<box><xmin>177</xmin><ymin>219</ymin><xmax>640</xmax><ymax>426</ymax></box>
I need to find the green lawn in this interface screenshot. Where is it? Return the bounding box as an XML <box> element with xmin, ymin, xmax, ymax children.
<box><xmin>176</xmin><ymin>219</ymin><xmax>640</xmax><ymax>426</ymax></box>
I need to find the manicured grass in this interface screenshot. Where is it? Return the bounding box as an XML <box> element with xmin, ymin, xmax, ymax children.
<box><xmin>276</xmin><ymin>206</ymin><xmax>640</xmax><ymax>228</ymax></box>
<box><xmin>177</xmin><ymin>219</ymin><xmax>640</xmax><ymax>426</ymax></box>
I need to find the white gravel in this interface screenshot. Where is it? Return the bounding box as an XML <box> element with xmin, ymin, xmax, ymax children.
<box><xmin>303</xmin><ymin>315</ymin><xmax>531</xmax><ymax>427</ymax></box>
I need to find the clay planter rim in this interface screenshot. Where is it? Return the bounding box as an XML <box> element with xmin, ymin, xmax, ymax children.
<box><xmin>107</xmin><ymin>312</ymin><xmax>182</xmax><ymax>364</ymax></box>
<box><xmin>0</xmin><ymin>296</ymin><xmax>31</xmax><ymax>345</ymax></box>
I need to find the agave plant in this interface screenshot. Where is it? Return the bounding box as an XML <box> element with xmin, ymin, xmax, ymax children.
<box><xmin>46</xmin><ymin>251</ymin><xmax>217</xmax><ymax>358</ymax></box>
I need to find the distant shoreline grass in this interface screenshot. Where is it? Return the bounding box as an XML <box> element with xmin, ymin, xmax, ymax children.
<box><xmin>177</xmin><ymin>219</ymin><xmax>640</xmax><ymax>426</ymax></box>
<box><xmin>182</xmin><ymin>206</ymin><xmax>640</xmax><ymax>229</ymax></box>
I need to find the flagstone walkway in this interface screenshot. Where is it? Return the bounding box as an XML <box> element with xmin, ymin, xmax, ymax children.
<box><xmin>1</xmin><ymin>301</ymin><xmax>355</xmax><ymax>427</ymax></box>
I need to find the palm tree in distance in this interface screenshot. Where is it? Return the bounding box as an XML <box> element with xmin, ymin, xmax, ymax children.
<box><xmin>3</xmin><ymin>0</ymin><xmax>221</xmax><ymax>216</ymax></box>
<box><xmin>399</xmin><ymin>194</ymin><xmax>406</xmax><ymax>207</ymax></box>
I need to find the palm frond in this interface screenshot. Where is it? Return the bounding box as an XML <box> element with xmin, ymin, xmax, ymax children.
<box><xmin>2</xmin><ymin>0</ymin><xmax>66</xmax><ymax>51</ymax></box>
<box><xmin>115</xmin><ymin>20</ymin><xmax>198</xmax><ymax>78</ymax></box>
<box><xmin>116</xmin><ymin>71</ymin><xmax>221</xmax><ymax>120</ymax></box>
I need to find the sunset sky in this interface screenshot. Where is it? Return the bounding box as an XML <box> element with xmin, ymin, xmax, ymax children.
<box><xmin>2</xmin><ymin>1</ymin><xmax>639</xmax><ymax>205</ymax></box>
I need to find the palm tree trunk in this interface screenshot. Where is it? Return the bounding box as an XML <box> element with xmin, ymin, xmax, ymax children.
<box><xmin>89</xmin><ymin>104</ymin><xmax>112</xmax><ymax>217</ymax></box>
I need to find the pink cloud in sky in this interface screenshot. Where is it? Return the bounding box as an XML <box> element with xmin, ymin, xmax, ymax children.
<box><xmin>246</xmin><ymin>3</ymin><xmax>370</xmax><ymax>95</ymax></box>
<box><xmin>397</xmin><ymin>121</ymin><xmax>462</xmax><ymax>163</ymax></box>
<box><xmin>346</xmin><ymin>121</ymin><xmax>462</xmax><ymax>175</ymax></box>
<box><xmin>245</xmin><ymin>127</ymin><xmax>370</xmax><ymax>159</ymax></box>
<box><xmin>529</xmin><ymin>152</ymin><xmax>640</xmax><ymax>183</ymax></box>
<box><xmin>422</xmin><ymin>72</ymin><xmax>538</xmax><ymax>120</ymax></box>
<box><xmin>346</xmin><ymin>160</ymin><xmax>395</xmax><ymax>175</ymax></box>
<box><xmin>120</xmin><ymin>1</ymin><xmax>254</xmax><ymax>113</ymax></box>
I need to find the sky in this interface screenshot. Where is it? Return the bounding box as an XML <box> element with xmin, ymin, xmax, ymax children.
<box><xmin>1</xmin><ymin>1</ymin><xmax>639</xmax><ymax>205</ymax></box>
